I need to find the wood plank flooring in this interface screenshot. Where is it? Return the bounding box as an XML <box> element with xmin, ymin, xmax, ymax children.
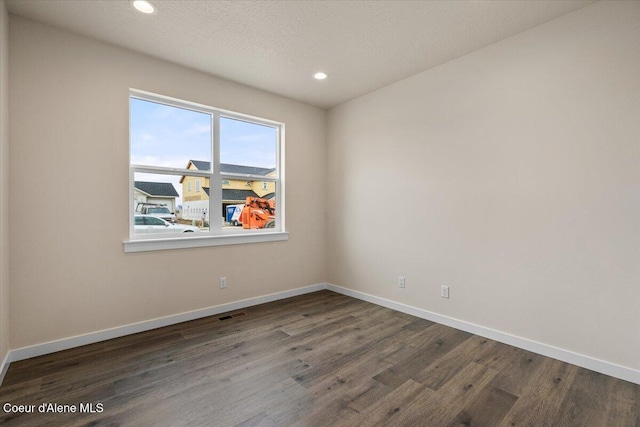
<box><xmin>0</xmin><ymin>290</ymin><xmax>638</xmax><ymax>426</ymax></box>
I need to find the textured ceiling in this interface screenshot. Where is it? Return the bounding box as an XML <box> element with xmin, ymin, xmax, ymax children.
<box><xmin>6</xmin><ymin>0</ymin><xmax>595</xmax><ymax>108</ymax></box>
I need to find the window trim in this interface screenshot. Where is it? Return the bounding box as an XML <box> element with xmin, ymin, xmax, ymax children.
<box><xmin>124</xmin><ymin>231</ymin><xmax>289</xmax><ymax>253</ymax></box>
<box><xmin>125</xmin><ymin>89</ymin><xmax>286</xmax><ymax>252</ymax></box>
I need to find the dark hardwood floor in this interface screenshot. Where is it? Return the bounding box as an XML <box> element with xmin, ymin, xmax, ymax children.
<box><xmin>0</xmin><ymin>290</ymin><xmax>638</xmax><ymax>426</ymax></box>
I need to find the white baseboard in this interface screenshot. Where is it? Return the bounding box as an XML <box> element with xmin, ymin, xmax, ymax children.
<box><xmin>0</xmin><ymin>283</ymin><xmax>327</xmax><ymax>384</ymax></box>
<box><xmin>0</xmin><ymin>351</ymin><xmax>9</xmax><ymax>385</ymax></box>
<box><xmin>326</xmin><ymin>283</ymin><xmax>640</xmax><ymax>386</ymax></box>
<box><xmin>2</xmin><ymin>282</ymin><xmax>638</xmax><ymax>387</ymax></box>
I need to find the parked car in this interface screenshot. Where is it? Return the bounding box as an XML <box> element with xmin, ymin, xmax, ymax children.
<box><xmin>136</xmin><ymin>203</ymin><xmax>177</xmax><ymax>223</ymax></box>
<box><xmin>134</xmin><ymin>215</ymin><xmax>200</xmax><ymax>234</ymax></box>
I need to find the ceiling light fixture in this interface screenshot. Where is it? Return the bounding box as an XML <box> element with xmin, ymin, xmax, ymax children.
<box><xmin>314</xmin><ymin>72</ymin><xmax>328</xmax><ymax>80</ymax></box>
<box><xmin>132</xmin><ymin>0</ymin><xmax>157</xmax><ymax>14</ymax></box>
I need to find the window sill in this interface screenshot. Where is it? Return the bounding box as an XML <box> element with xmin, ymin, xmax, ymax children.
<box><xmin>123</xmin><ymin>231</ymin><xmax>288</xmax><ymax>253</ymax></box>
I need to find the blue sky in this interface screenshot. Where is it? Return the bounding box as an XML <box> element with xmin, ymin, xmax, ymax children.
<box><xmin>130</xmin><ymin>97</ymin><xmax>276</xmax><ymax>169</ymax></box>
<box><xmin>131</xmin><ymin>97</ymin><xmax>277</xmax><ymax>205</ymax></box>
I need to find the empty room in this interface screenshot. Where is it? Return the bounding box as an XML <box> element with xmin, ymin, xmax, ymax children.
<box><xmin>0</xmin><ymin>0</ymin><xmax>638</xmax><ymax>425</ymax></box>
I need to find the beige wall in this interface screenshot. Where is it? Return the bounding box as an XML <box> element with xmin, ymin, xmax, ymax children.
<box><xmin>249</xmin><ymin>179</ymin><xmax>275</xmax><ymax>199</ymax></box>
<box><xmin>0</xmin><ymin>0</ymin><xmax>9</xmax><ymax>364</ymax></box>
<box><xmin>327</xmin><ymin>1</ymin><xmax>640</xmax><ymax>371</ymax></box>
<box><xmin>182</xmin><ymin>178</ymin><xmax>208</xmax><ymax>202</ymax></box>
<box><xmin>5</xmin><ymin>0</ymin><xmax>639</xmax><ymax>379</ymax></box>
<box><xmin>9</xmin><ymin>17</ymin><xmax>326</xmax><ymax>349</ymax></box>
<box><xmin>182</xmin><ymin>163</ymin><xmax>208</xmax><ymax>202</ymax></box>
<box><xmin>183</xmin><ymin>172</ymin><xmax>276</xmax><ymax>201</ymax></box>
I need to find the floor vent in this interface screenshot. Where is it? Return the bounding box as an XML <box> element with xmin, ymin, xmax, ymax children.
<box><xmin>218</xmin><ymin>312</ymin><xmax>247</xmax><ymax>321</ymax></box>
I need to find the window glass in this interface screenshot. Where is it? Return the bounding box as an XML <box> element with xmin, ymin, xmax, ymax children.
<box><xmin>220</xmin><ymin>117</ymin><xmax>277</xmax><ymax>173</ymax></box>
<box><xmin>130</xmin><ymin>97</ymin><xmax>211</xmax><ymax>169</ymax></box>
<box><xmin>129</xmin><ymin>92</ymin><xmax>283</xmax><ymax>246</ymax></box>
<box><xmin>148</xmin><ymin>207</ymin><xmax>170</xmax><ymax>214</ymax></box>
<box><xmin>145</xmin><ymin>217</ymin><xmax>166</xmax><ymax>226</ymax></box>
<box><xmin>222</xmin><ymin>180</ymin><xmax>277</xmax><ymax>230</ymax></box>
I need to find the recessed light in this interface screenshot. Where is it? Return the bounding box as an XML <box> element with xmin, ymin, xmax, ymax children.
<box><xmin>132</xmin><ymin>0</ymin><xmax>156</xmax><ymax>14</ymax></box>
<box><xmin>314</xmin><ymin>72</ymin><xmax>328</xmax><ymax>80</ymax></box>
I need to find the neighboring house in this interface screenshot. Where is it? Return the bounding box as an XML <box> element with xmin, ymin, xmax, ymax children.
<box><xmin>133</xmin><ymin>181</ymin><xmax>179</xmax><ymax>213</ymax></box>
<box><xmin>180</xmin><ymin>160</ymin><xmax>276</xmax><ymax>221</ymax></box>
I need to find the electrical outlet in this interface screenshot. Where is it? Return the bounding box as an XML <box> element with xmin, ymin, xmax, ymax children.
<box><xmin>398</xmin><ymin>276</ymin><xmax>405</xmax><ymax>288</ymax></box>
<box><xmin>219</xmin><ymin>277</ymin><xmax>227</xmax><ymax>289</ymax></box>
<box><xmin>441</xmin><ymin>285</ymin><xmax>449</xmax><ymax>299</ymax></box>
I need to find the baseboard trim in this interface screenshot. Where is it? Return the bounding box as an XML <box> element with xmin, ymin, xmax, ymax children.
<box><xmin>2</xmin><ymin>283</ymin><xmax>327</xmax><ymax>380</ymax></box>
<box><xmin>3</xmin><ymin>282</ymin><xmax>638</xmax><ymax>387</ymax></box>
<box><xmin>326</xmin><ymin>283</ymin><xmax>640</xmax><ymax>386</ymax></box>
<box><xmin>0</xmin><ymin>351</ymin><xmax>10</xmax><ymax>385</ymax></box>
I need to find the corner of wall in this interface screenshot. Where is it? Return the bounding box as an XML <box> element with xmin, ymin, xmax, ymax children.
<box><xmin>324</xmin><ymin>1</ymin><xmax>640</xmax><ymax>377</ymax></box>
<box><xmin>321</xmin><ymin>107</ymin><xmax>330</xmax><ymax>284</ymax></box>
<box><xmin>0</xmin><ymin>0</ymin><xmax>10</xmax><ymax>381</ymax></box>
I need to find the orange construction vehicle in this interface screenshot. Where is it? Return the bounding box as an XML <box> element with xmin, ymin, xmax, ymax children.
<box><xmin>240</xmin><ymin>197</ymin><xmax>276</xmax><ymax>229</ymax></box>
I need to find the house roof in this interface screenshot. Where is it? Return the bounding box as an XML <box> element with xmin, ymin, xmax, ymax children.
<box><xmin>203</xmin><ymin>187</ymin><xmax>260</xmax><ymax>202</ymax></box>
<box><xmin>188</xmin><ymin>160</ymin><xmax>275</xmax><ymax>176</ymax></box>
<box><xmin>190</xmin><ymin>160</ymin><xmax>211</xmax><ymax>171</ymax></box>
<box><xmin>222</xmin><ymin>163</ymin><xmax>275</xmax><ymax>176</ymax></box>
<box><xmin>134</xmin><ymin>181</ymin><xmax>179</xmax><ymax>198</ymax></box>
<box><xmin>223</xmin><ymin>189</ymin><xmax>259</xmax><ymax>201</ymax></box>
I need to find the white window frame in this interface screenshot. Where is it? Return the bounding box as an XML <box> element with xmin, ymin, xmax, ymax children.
<box><xmin>124</xmin><ymin>89</ymin><xmax>287</xmax><ymax>253</ymax></box>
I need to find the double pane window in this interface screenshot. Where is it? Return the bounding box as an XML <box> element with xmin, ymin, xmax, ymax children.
<box><xmin>129</xmin><ymin>91</ymin><xmax>283</xmax><ymax>242</ymax></box>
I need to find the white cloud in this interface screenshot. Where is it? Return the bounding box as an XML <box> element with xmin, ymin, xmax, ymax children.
<box><xmin>182</xmin><ymin>124</ymin><xmax>211</xmax><ymax>137</ymax></box>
